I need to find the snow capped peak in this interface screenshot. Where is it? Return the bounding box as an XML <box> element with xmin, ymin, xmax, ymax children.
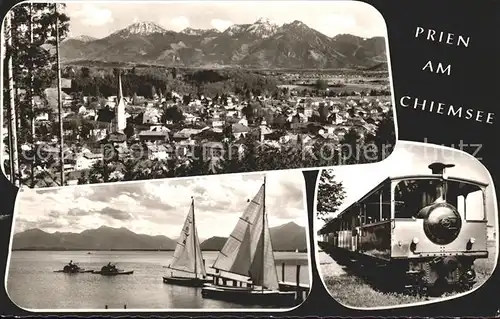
<box><xmin>181</xmin><ymin>27</ymin><xmax>220</xmax><ymax>36</ymax></box>
<box><xmin>181</xmin><ymin>27</ymin><xmax>199</xmax><ymax>35</ymax></box>
<box><xmin>70</xmin><ymin>35</ymin><xmax>97</xmax><ymax>42</ymax></box>
<box><xmin>119</xmin><ymin>21</ymin><xmax>166</xmax><ymax>36</ymax></box>
<box><xmin>255</xmin><ymin>17</ymin><xmax>273</xmax><ymax>25</ymax></box>
<box><xmin>247</xmin><ymin>17</ymin><xmax>278</xmax><ymax>38</ymax></box>
<box><xmin>280</xmin><ymin>20</ymin><xmax>311</xmax><ymax>33</ymax></box>
<box><xmin>224</xmin><ymin>24</ymin><xmax>246</xmax><ymax>36</ymax></box>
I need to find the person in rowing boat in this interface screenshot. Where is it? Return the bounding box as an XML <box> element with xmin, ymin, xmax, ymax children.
<box><xmin>106</xmin><ymin>262</ymin><xmax>117</xmax><ymax>272</ymax></box>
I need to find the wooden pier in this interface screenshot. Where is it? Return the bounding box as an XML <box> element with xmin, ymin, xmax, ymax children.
<box><xmin>208</xmin><ymin>263</ymin><xmax>310</xmax><ymax>302</ymax></box>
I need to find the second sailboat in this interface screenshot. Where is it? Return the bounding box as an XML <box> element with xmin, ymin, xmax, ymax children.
<box><xmin>163</xmin><ymin>197</ymin><xmax>211</xmax><ymax>287</ymax></box>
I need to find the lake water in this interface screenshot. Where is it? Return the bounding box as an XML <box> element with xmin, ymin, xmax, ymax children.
<box><xmin>6</xmin><ymin>250</ymin><xmax>310</xmax><ymax>310</ymax></box>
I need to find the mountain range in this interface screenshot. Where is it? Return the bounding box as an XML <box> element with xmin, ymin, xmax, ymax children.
<box><xmin>12</xmin><ymin>222</ymin><xmax>307</xmax><ymax>252</ymax></box>
<box><xmin>60</xmin><ymin>20</ymin><xmax>386</xmax><ymax>69</ymax></box>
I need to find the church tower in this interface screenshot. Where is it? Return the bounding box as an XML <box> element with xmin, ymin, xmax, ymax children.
<box><xmin>113</xmin><ymin>70</ymin><xmax>127</xmax><ymax>132</ymax></box>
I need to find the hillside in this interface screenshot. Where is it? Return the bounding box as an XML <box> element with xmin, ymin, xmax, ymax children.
<box><xmin>199</xmin><ymin>236</ymin><xmax>227</xmax><ymax>251</ymax></box>
<box><xmin>199</xmin><ymin>222</ymin><xmax>307</xmax><ymax>252</ymax></box>
<box><xmin>12</xmin><ymin>226</ymin><xmax>176</xmax><ymax>250</ymax></box>
<box><xmin>60</xmin><ymin>20</ymin><xmax>386</xmax><ymax>69</ymax></box>
<box><xmin>12</xmin><ymin>222</ymin><xmax>308</xmax><ymax>251</ymax></box>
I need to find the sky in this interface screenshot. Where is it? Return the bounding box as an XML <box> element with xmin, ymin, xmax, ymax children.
<box><xmin>315</xmin><ymin>140</ymin><xmax>497</xmax><ymax>231</ymax></box>
<box><xmin>60</xmin><ymin>1</ymin><xmax>387</xmax><ymax>39</ymax></box>
<box><xmin>13</xmin><ymin>170</ymin><xmax>306</xmax><ymax>240</ymax></box>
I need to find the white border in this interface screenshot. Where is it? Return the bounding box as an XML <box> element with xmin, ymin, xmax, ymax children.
<box><xmin>313</xmin><ymin>140</ymin><xmax>499</xmax><ymax>311</ymax></box>
<box><xmin>5</xmin><ymin>168</ymin><xmax>313</xmax><ymax>312</ymax></box>
<box><xmin>0</xmin><ymin>0</ymin><xmax>397</xmax><ymax>312</ymax></box>
<box><xmin>0</xmin><ymin>0</ymin><xmax>400</xmax><ymax>186</ymax></box>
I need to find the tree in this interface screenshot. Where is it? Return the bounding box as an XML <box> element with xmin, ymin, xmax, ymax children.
<box><xmin>314</xmin><ymin>79</ymin><xmax>328</xmax><ymax>90</ymax></box>
<box><xmin>319</xmin><ymin>104</ymin><xmax>329</xmax><ymax>123</ymax></box>
<box><xmin>339</xmin><ymin>128</ymin><xmax>364</xmax><ymax>165</ymax></box>
<box><xmin>316</xmin><ymin>170</ymin><xmax>346</xmax><ymax>221</ymax></box>
<box><xmin>163</xmin><ymin>106</ymin><xmax>184</xmax><ymax>124</ymax></box>
<box><xmin>80</xmin><ymin>67</ymin><xmax>90</xmax><ymax>78</ymax></box>
<box><xmin>151</xmin><ymin>85</ymin><xmax>157</xmax><ymax>99</ymax></box>
<box><xmin>365</xmin><ymin>112</ymin><xmax>396</xmax><ymax>162</ymax></box>
<box><xmin>5</xmin><ymin>11</ymin><xmax>20</xmax><ymax>186</ymax></box>
<box><xmin>5</xmin><ymin>3</ymin><xmax>70</xmax><ymax>187</ymax></box>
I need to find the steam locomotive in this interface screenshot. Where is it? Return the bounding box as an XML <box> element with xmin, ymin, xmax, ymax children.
<box><xmin>318</xmin><ymin>162</ymin><xmax>489</xmax><ymax>293</ymax></box>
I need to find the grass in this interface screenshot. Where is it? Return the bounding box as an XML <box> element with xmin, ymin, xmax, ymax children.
<box><xmin>323</xmin><ymin>273</ymin><xmax>425</xmax><ymax>308</ymax></box>
<box><xmin>321</xmin><ymin>240</ymin><xmax>497</xmax><ymax>308</ymax></box>
<box><xmin>473</xmin><ymin>240</ymin><xmax>496</xmax><ymax>283</ymax></box>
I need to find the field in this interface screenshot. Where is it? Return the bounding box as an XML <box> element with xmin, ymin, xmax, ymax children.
<box><xmin>277</xmin><ymin>82</ymin><xmax>389</xmax><ymax>94</ymax></box>
<box><xmin>319</xmin><ymin>240</ymin><xmax>496</xmax><ymax>308</ymax></box>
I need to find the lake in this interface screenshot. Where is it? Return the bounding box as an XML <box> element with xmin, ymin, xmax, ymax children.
<box><xmin>6</xmin><ymin>250</ymin><xmax>310</xmax><ymax>310</ymax></box>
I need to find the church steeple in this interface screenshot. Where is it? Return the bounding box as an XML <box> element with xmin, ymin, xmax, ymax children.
<box><xmin>117</xmin><ymin>70</ymin><xmax>123</xmax><ymax>102</ymax></box>
<box><xmin>113</xmin><ymin>69</ymin><xmax>126</xmax><ymax>132</ymax></box>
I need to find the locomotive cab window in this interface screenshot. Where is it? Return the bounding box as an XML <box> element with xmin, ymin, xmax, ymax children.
<box><xmin>394</xmin><ymin>178</ymin><xmax>485</xmax><ymax>220</ymax></box>
<box><xmin>450</xmin><ymin>184</ymin><xmax>485</xmax><ymax>221</ymax></box>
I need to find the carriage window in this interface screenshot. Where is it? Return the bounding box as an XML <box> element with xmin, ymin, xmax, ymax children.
<box><xmin>364</xmin><ymin>191</ymin><xmax>381</xmax><ymax>224</ymax></box>
<box><xmin>381</xmin><ymin>184</ymin><xmax>391</xmax><ymax>221</ymax></box>
<box><xmin>352</xmin><ymin>214</ymin><xmax>359</xmax><ymax>227</ymax></box>
<box><xmin>394</xmin><ymin>178</ymin><xmax>484</xmax><ymax>220</ymax></box>
<box><xmin>359</xmin><ymin>204</ymin><xmax>366</xmax><ymax>225</ymax></box>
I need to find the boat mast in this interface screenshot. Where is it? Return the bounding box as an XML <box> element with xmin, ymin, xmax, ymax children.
<box><xmin>192</xmin><ymin>196</ymin><xmax>197</xmax><ymax>279</ymax></box>
<box><xmin>261</xmin><ymin>176</ymin><xmax>266</xmax><ymax>292</ymax></box>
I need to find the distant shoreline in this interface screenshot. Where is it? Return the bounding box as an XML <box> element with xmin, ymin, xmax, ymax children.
<box><xmin>12</xmin><ymin>249</ymin><xmax>308</xmax><ymax>253</ymax></box>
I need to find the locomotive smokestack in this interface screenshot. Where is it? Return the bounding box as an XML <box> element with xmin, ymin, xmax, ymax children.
<box><xmin>428</xmin><ymin>162</ymin><xmax>455</xmax><ymax>175</ymax></box>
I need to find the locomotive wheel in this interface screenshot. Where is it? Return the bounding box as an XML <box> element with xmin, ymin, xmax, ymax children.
<box><xmin>459</xmin><ymin>281</ymin><xmax>474</xmax><ymax>292</ymax></box>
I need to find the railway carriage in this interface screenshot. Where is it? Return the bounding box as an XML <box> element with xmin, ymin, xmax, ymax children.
<box><xmin>319</xmin><ymin>162</ymin><xmax>489</xmax><ymax>292</ymax></box>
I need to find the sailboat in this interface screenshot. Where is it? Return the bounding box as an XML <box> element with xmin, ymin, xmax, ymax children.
<box><xmin>163</xmin><ymin>197</ymin><xmax>212</xmax><ymax>287</ymax></box>
<box><xmin>201</xmin><ymin>177</ymin><xmax>296</xmax><ymax>306</ymax></box>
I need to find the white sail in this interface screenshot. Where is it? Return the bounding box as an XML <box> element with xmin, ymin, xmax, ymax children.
<box><xmin>212</xmin><ymin>183</ymin><xmax>279</xmax><ymax>290</ymax></box>
<box><xmin>168</xmin><ymin>202</ymin><xmax>206</xmax><ymax>277</ymax></box>
<box><xmin>249</xmin><ymin>213</ymin><xmax>279</xmax><ymax>290</ymax></box>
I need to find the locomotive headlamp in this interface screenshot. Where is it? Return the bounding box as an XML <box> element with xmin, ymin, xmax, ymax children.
<box><xmin>412</xmin><ymin>237</ymin><xmax>419</xmax><ymax>244</ymax></box>
<box><xmin>469</xmin><ymin>237</ymin><xmax>476</xmax><ymax>244</ymax></box>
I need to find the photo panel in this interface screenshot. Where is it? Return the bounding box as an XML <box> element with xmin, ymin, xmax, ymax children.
<box><xmin>2</xmin><ymin>0</ymin><xmax>395</xmax><ymax>189</ymax></box>
<box><xmin>6</xmin><ymin>170</ymin><xmax>310</xmax><ymax>311</ymax></box>
<box><xmin>314</xmin><ymin>140</ymin><xmax>498</xmax><ymax>309</ymax></box>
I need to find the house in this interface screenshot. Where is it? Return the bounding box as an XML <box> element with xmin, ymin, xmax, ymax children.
<box><xmin>75</xmin><ymin>152</ymin><xmax>103</xmax><ymax>170</ymax></box>
<box><xmin>91</xmin><ymin>128</ymin><xmax>108</xmax><ymax>141</ymax></box>
<box><xmin>149</xmin><ymin>125</ymin><xmax>170</xmax><ymax>133</ymax></box>
<box><xmin>78</xmin><ymin>105</ymin><xmax>87</xmax><ymax>114</ymax></box>
<box><xmin>44</xmin><ymin>88</ymin><xmax>71</xmax><ymax>112</ymax></box>
<box><xmin>183</xmin><ymin>112</ymin><xmax>200</xmax><ymax>124</ymax></box>
<box><xmin>146</xmin><ymin>144</ymin><xmax>173</xmax><ymax>161</ymax></box>
<box><xmin>103</xmin><ymin>131</ymin><xmax>127</xmax><ymax>144</ymax></box>
<box><xmin>202</xmin><ymin>142</ymin><xmax>224</xmax><ymax>159</ymax></box>
<box><xmin>304</xmin><ymin>106</ymin><xmax>313</xmax><ymax>118</ymax></box>
<box><xmin>142</xmin><ymin>108</ymin><xmax>162</xmax><ymax>125</ymax></box>
<box><xmin>35</xmin><ymin>111</ymin><xmax>49</xmax><ymax>121</ymax></box>
<box><xmin>175</xmin><ymin>139</ymin><xmax>196</xmax><ymax>157</ymax></box>
<box><xmin>229</xmin><ymin>123</ymin><xmax>250</xmax><ymax>139</ymax></box>
<box><xmin>226</xmin><ymin>109</ymin><xmax>239</xmax><ymax>118</ymax></box>
<box><xmin>318</xmin><ymin>125</ymin><xmax>336</xmax><ymax>135</ymax></box>
<box><xmin>173</xmin><ymin>128</ymin><xmax>204</xmax><ymax>141</ymax></box>
<box><xmin>206</xmin><ymin>118</ymin><xmax>224</xmax><ymax>128</ymax></box>
<box><xmin>138</xmin><ymin>130</ymin><xmax>169</xmax><ymax>142</ymax></box>
<box><xmin>225</xmin><ymin>142</ymin><xmax>245</xmax><ymax>160</ymax></box>
<box><xmin>225</xmin><ymin>117</ymin><xmax>248</xmax><ymax>127</ymax></box>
